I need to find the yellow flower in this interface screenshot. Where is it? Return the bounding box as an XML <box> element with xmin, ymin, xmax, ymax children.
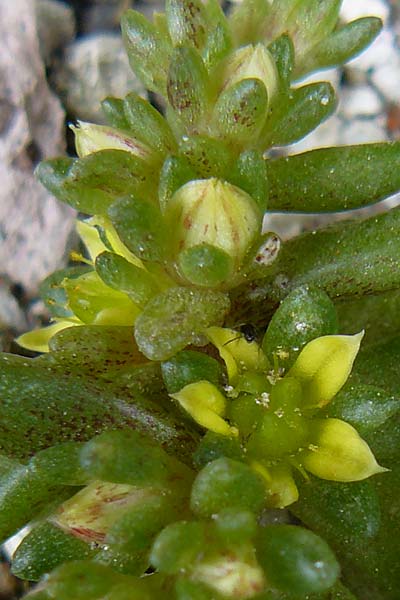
<box><xmin>175</xmin><ymin>327</ymin><xmax>387</xmax><ymax>508</ymax></box>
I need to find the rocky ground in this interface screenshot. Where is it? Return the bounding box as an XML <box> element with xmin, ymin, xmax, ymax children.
<box><xmin>0</xmin><ymin>1</ymin><xmax>399</xmax><ymax>592</ymax></box>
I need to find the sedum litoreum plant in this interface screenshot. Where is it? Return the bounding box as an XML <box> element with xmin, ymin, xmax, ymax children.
<box><xmin>2</xmin><ymin>1</ymin><xmax>400</xmax><ymax>599</ymax></box>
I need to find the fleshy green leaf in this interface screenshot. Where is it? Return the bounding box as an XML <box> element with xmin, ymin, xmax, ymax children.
<box><xmin>108</xmin><ymin>196</ymin><xmax>169</xmax><ymax>263</ymax></box>
<box><xmin>123</xmin><ymin>93</ymin><xmax>177</xmax><ymax>157</ymax></box>
<box><xmin>134</xmin><ymin>287</ymin><xmax>230</xmax><ymax>361</ymax></box>
<box><xmin>264</xmin><ymin>82</ymin><xmax>336</xmax><ymax>147</ymax></box>
<box><xmin>190</xmin><ymin>458</ymin><xmax>266</xmax><ymax>517</ymax></box>
<box><xmin>229</xmin><ymin>150</ymin><xmax>269</xmax><ymax>212</ymax></box>
<box><xmin>256</xmin><ymin>524</ymin><xmax>340</xmax><ymax>595</ymax></box>
<box><xmin>212</xmin><ymin>79</ymin><xmax>268</xmax><ymax>146</ymax></box>
<box><xmin>12</xmin><ymin>522</ymin><xmax>96</xmax><ymax>582</ymax></box>
<box><xmin>166</xmin><ymin>0</ymin><xmax>209</xmax><ymax>49</ymax></box>
<box><xmin>267</xmin><ymin>142</ymin><xmax>400</xmax><ymax>212</ymax></box>
<box><xmin>161</xmin><ymin>350</ymin><xmax>223</xmax><ymax>394</ymax></box>
<box><xmin>178</xmin><ymin>244</ymin><xmax>234</xmax><ymax>287</ymax></box>
<box><xmin>95</xmin><ymin>252</ymin><xmax>160</xmax><ymax>307</ymax></box>
<box><xmin>179</xmin><ymin>135</ymin><xmax>234</xmax><ymax>179</ymax></box>
<box><xmin>300</xmin><ymin>17</ymin><xmax>382</xmax><ymax>76</ymax></box>
<box><xmin>167</xmin><ymin>47</ymin><xmax>209</xmax><ymax>130</ymax></box>
<box><xmin>121</xmin><ymin>10</ymin><xmax>172</xmax><ymax>94</ymax></box>
<box><xmin>151</xmin><ymin>521</ymin><xmax>207</xmax><ymax>575</ymax></box>
<box><xmin>159</xmin><ymin>155</ymin><xmax>198</xmax><ymax>213</ymax></box>
<box><xmin>262</xmin><ymin>286</ymin><xmax>338</xmax><ymax>369</ymax></box>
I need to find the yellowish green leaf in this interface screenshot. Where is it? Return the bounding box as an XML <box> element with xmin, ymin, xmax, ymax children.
<box><xmin>16</xmin><ymin>321</ymin><xmax>81</xmax><ymax>353</ymax></box>
<box><xmin>251</xmin><ymin>461</ymin><xmax>299</xmax><ymax>508</ymax></box>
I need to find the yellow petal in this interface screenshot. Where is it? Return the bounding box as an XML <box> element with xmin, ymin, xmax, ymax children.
<box><xmin>301</xmin><ymin>418</ymin><xmax>388</xmax><ymax>482</ymax></box>
<box><xmin>170</xmin><ymin>380</ymin><xmax>237</xmax><ymax>437</ymax></box>
<box><xmin>16</xmin><ymin>321</ymin><xmax>80</xmax><ymax>353</ymax></box>
<box><xmin>251</xmin><ymin>461</ymin><xmax>299</xmax><ymax>508</ymax></box>
<box><xmin>76</xmin><ymin>219</ymin><xmax>108</xmax><ymax>262</ymax></box>
<box><xmin>289</xmin><ymin>332</ymin><xmax>364</xmax><ymax>408</ymax></box>
<box><xmin>207</xmin><ymin>326</ymin><xmax>269</xmax><ymax>385</ymax></box>
<box><xmin>71</xmin><ymin>121</ymin><xmax>153</xmax><ymax>161</ymax></box>
<box><xmin>92</xmin><ymin>216</ymin><xmax>145</xmax><ymax>269</ymax></box>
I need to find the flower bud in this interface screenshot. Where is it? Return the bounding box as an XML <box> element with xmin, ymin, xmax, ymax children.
<box><xmin>71</xmin><ymin>121</ymin><xmax>153</xmax><ymax>161</ymax></box>
<box><xmin>166</xmin><ymin>178</ymin><xmax>262</xmax><ymax>271</ymax></box>
<box><xmin>222</xmin><ymin>43</ymin><xmax>279</xmax><ymax>104</ymax></box>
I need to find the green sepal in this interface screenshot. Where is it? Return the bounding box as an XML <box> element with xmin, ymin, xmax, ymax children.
<box><xmin>108</xmin><ymin>196</ymin><xmax>168</xmax><ymax>263</ymax></box>
<box><xmin>300</xmin><ymin>17</ymin><xmax>383</xmax><ymax>76</ymax></box>
<box><xmin>159</xmin><ymin>155</ymin><xmax>198</xmax><ymax>213</ymax></box>
<box><xmin>256</xmin><ymin>524</ymin><xmax>340</xmax><ymax>595</ymax></box>
<box><xmin>268</xmin><ymin>34</ymin><xmax>294</xmax><ymax>89</ymax></box>
<box><xmin>166</xmin><ymin>0</ymin><xmax>209</xmax><ymax>50</ymax></box>
<box><xmin>229</xmin><ymin>149</ymin><xmax>269</xmax><ymax>212</ymax></box>
<box><xmin>150</xmin><ymin>521</ymin><xmax>207</xmax><ymax>575</ymax></box>
<box><xmin>193</xmin><ymin>431</ymin><xmax>245</xmax><ymax>469</ymax></box>
<box><xmin>213</xmin><ymin>508</ymin><xmax>257</xmax><ymax>544</ymax></box>
<box><xmin>190</xmin><ymin>458</ymin><xmax>266</xmax><ymax>518</ymax></box>
<box><xmin>167</xmin><ymin>47</ymin><xmax>210</xmax><ymax>130</ymax></box>
<box><xmin>212</xmin><ymin>78</ymin><xmax>268</xmax><ymax>146</ymax></box>
<box><xmin>39</xmin><ymin>266</ymin><xmax>92</xmax><ymax>319</ymax></box>
<box><xmin>123</xmin><ymin>93</ymin><xmax>177</xmax><ymax>157</ymax></box>
<box><xmin>79</xmin><ymin>430</ymin><xmax>191</xmax><ymax>488</ymax></box>
<box><xmin>95</xmin><ymin>252</ymin><xmax>160</xmax><ymax>307</ymax></box>
<box><xmin>229</xmin><ymin>393</ymin><xmax>265</xmax><ymax>438</ymax></box>
<box><xmin>267</xmin><ymin>142</ymin><xmax>400</xmax><ymax>212</ymax></box>
<box><xmin>229</xmin><ymin>0</ymin><xmax>271</xmax><ymax>46</ymax></box>
<box><xmin>262</xmin><ymin>286</ymin><xmax>338</xmax><ymax>369</ymax></box>
<box><xmin>11</xmin><ymin>521</ymin><xmax>96</xmax><ymax>582</ymax></box>
<box><xmin>134</xmin><ymin>286</ymin><xmax>230</xmax><ymax>361</ymax></box>
<box><xmin>121</xmin><ymin>10</ymin><xmax>172</xmax><ymax>94</ymax></box>
<box><xmin>106</xmin><ymin>493</ymin><xmax>182</xmax><ymax>554</ymax></box>
<box><xmin>161</xmin><ymin>350</ymin><xmax>223</xmax><ymax>394</ymax></box>
<box><xmin>101</xmin><ymin>97</ymin><xmax>132</xmax><ymax>131</ymax></box>
<box><xmin>202</xmin><ymin>21</ymin><xmax>232</xmax><ymax>72</ymax></box>
<box><xmin>178</xmin><ymin>243</ymin><xmax>234</xmax><ymax>287</ymax></box>
<box><xmin>36</xmin><ymin>150</ymin><xmax>154</xmax><ymax>215</ymax></box>
<box><xmin>265</xmin><ymin>82</ymin><xmax>336</xmax><ymax>147</ymax></box>
<box><xmin>179</xmin><ymin>134</ymin><xmax>234</xmax><ymax>179</ymax></box>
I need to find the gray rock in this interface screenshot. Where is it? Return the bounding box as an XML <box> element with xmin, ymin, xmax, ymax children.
<box><xmin>54</xmin><ymin>33</ymin><xmax>147</xmax><ymax>123</ymax></box>
<box><xmin>34</xmin><ymin>0</ymin><xmax>76</xmax><ymax>64</ymax></box>
<box><xmin>0</xmin><ymin>1</ymin><xmax>76</xmax><ymax>293</ymax></box>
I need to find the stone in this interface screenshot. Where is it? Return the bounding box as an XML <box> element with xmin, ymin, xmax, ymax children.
<box><xmin>54</xmin><ymin>33</ymin><xmax>147</xmax><ymax>123</ymax></box>
<box><xmin>0</xmin><ymin>1</ymin><xmax>76</xmax><ymax>293</ymax></box>
<box><xmin>339</xmin><ymin>85</ymin><xmax>383</xmax><ymax>119</ymax></box>
<box><xmin>34</xmin><ymin>0</ymin><xmax>76</xmax><ymax>64</ymax></box>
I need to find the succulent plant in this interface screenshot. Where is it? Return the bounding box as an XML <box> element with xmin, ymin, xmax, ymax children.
<box><xmin>1</xmin><ymin>1</ymin><xmax>400</xmax><ymax>599</ymax></box>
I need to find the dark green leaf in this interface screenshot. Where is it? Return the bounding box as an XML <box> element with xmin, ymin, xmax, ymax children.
<box><xmin>267</xmin><ymin>143</ymin><xmax>400</xmax><ymax>212</ymax></box>
<box><xmin>159</xmin><ymin>155</ymin><xmax>198</xmax><ymax>213</ymax></box>
<box><xmin>166</xmin><ymin>0</ymin><xmax>209</xmax><ymax>49</ymax></box>
<box><xmin>179</xmin><ymin>134</ymin><xmax>234</xmax><ymax>179</ymax></box>
<box><xmin>178</xmin><ymin>244</ymin><xmax>233</xmax><ymax>287</ymax></box>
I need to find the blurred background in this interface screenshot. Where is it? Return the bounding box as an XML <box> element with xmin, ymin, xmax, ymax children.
<box><xmin>0</xmin><ymin>1</ymin><xmax>399</xmax><ymax>594</ymax></box>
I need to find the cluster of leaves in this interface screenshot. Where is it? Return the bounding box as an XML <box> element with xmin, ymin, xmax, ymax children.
<box><xmin>1</xmin><ymin>1</ymin><xmax>400</xmax><ymax>599</ymax></box>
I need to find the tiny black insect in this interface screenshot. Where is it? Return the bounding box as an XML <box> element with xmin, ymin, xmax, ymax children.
<box><xmin>238</xmin><ymin>323</ymin><xmax>257</xmax><ymax>343</ymax></box>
